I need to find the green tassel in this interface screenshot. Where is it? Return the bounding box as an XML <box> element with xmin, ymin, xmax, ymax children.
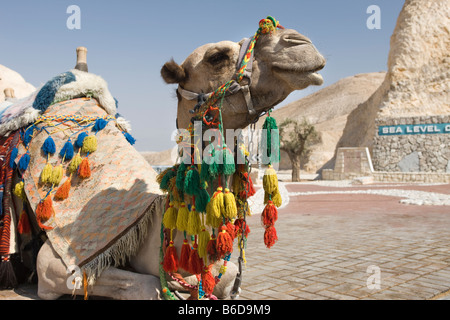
<box><xmin>222</xmin><ymin>144</ymin><xmax>235</xmax><ymax>176</ymax></box>
<box><xmin>200</xmin><ymin>157</ymin><xmax>211</xmax><ymax>183</ymax></box>
<box><xmin>159</xmin><ymin>166</ymin><xmax>177</xmax><ymax>191</ymax></box>
<box><xmin>176</xmin><ymin>162</ymin><xmax>187</xmax><ymax>198</ymax></box>
<box><xmin>184</xmin><ymin>165</ymin><xmax>200</xmax><ymax>196</ymax></box>
<box><xmin>195</xmin><ymin>188</ymin><xmax>211</xmax><ymax>213</ymax></box>
<box><xmin>208</xmin><ymin>147</ymin><xmax>219</xmax><ymax>179</ymax></box>
<box><xmin>262</xmin><ymin>115</ymin><xmax>280</xmax><ymax>164</ymax></box>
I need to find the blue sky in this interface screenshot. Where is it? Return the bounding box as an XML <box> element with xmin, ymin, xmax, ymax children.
<box><xmin>0</xmin><ymin>0</ymin><xmax>404</xmax><ymax>151</ymax></box>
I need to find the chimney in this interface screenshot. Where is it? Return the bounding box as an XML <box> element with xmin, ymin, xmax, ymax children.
<box><xmin>4</xmin><ymin>88</ymin><xmax>15</xmax><ymax>99</ymax></box>
<box><xmin>75</xmin><ymin>46</ymin><xmax>88</xmax><ymax>72</ymax></box>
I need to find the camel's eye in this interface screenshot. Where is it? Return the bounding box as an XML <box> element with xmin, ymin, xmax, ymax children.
<box><xmin>205</xmin><ymin>47</ymin><xmax>232</xmax><ymax>67</ymax></box>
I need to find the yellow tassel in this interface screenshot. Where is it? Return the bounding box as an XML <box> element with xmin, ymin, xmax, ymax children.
<box><xmin>272</xmin><ymin>189</ymin><xmax>282</xmax><ymax>207</ymax></box>
<box><xmin>210</xmin><ymin>187</ymin><xmax>225</xmax><ymax>219</ymax></box>
<box><xmin>223</xmin><ymin>188</ymin><xmax>237</xmax><ymax>219</ymax></box>
<box><xmin>263</xmin><ymin>165</ymin><xmax>278</xmax><ymax>195</ymax></box>
<box><xmin>50</xmin><ymin>164</ymin><xmax>64</xmax><ymax>186</ymax></box>
<box><xmin>82</xmin><ymin>135</ymin><xmax>97</xmax><ymax>154</ymax></box>
<box><xmin>176</xmin><ymin>202</ymin><xmax>190</xmax><ymax>232</ymax></box>
<box><xmin>187</xmin><ymin>206</ymin><xmax>202</xmax><ymax>235</ymax></box>
<box><xmin>162</xmin><ymin>202</ymin><xmax>178</xmax><ymax>230</ymax></box>
<box><xmin>40</xmin><ymin>162</ymin><xmax>53</xmax><ymax>184</ymax></box>
<box><xmin>13</xmin><ymin>181</ymin><xmax>27</xmax><ymax>201</ymax></box>
<box><xmin>68</xmin><ymin>152</ymin><xmax>82</xmax><ymax>174</ymax></box>
<box><xmin>198</xmin><ymin>226</ymin><xmax>210</xmax><ymax>261</ymax></box>
<box><xmin>206</xmin><ymin>201</ymin><xmax>222</xmax><ymax>228</ymax></box>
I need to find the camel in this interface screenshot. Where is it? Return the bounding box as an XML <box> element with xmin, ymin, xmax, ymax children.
<box><xmin>31</xmin><ymin>17</ymin><xmax>325</xmax><ymax>300</ymax></box>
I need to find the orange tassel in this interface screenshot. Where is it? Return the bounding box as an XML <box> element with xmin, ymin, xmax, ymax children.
<box><xmin>201</xmin><ymin>265</ymin><xmax>215</xmax><ymax>295</ymax></box>
<box><xmin>264</xmin><ymin>225</ymin><xmax>278</xmax><ymax>248</ymax></box>
<box><xmin>54</xmin><ymin>176</ymin><xmax>72</xmax><ymax>200</ymax></box>
<box><xmin>188</xmin><ymin>243</ymin><xmax>203</xmax><ymax>274</ymax></box>
<box><xmin>36</xmin><ymin>196</ymin><xmax>53</xmax><ymax>222</ymax></box>
<box><xmin>239</xmin><ymin>172</ymin><xmax>256</xmax><ymax>198</ymax></box>
<box><xmin>17</xmin><ymin>210</ymin><xmax>31</xmax><ymax>234</ymax></box>
<box><xmin>206</xmin><ymin>234</ymin><xmax>218</xmax><ymax>262</ymax></box>
<box><xmin>179</xmin><ymin>239</ymin><xmax>191</xmax><ymax>271</ymax></box>
<box><xmin>163</xmin><ymin>241</ymin><xmax>179</xmax><ymax>273</ymax></box>
<box><xmin>234</xmin><ymin>218</ymin><xmax>250</xmax><ymax>238</ymax></box>
<box><xmin>223</xmin><ymin>220</ymin><xmax>236</xmax><ymax>239</ymax></box>
<box><xmin>262</xmin><ymin>200</ymin><xmax>278</xmax><ymax>226</ymax></box>
<box><xmin>216</xmin><ymin>226</ymin><xmax>233</xmax><ymax>258</ymax></box>
<box><xmin>78</xmin><ymin>157</ymin><xmax>91</xmax><ymax>179</ymax></box>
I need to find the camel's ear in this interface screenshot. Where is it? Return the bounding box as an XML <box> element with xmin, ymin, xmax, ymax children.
<box><xmin>161</xmin><ymin>59</ymin><xmax>186</xmax><ymax>84</ymax></box>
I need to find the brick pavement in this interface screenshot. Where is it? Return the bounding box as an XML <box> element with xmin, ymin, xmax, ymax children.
<box><xmin>1</xmin><ymin>181</ymin><xmax>449</xmax><ymax>300</ymax></box>
<box><xmin>234</xmin><ymin>182</ymin><xmax>450</xmax><ymax>300</ymax></box>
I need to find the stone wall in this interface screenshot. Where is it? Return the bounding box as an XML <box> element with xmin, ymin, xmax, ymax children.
<box><xmin>373</xmin><ymin>115</ymin><xmax>450</xmax><ymax>172</ymax></box>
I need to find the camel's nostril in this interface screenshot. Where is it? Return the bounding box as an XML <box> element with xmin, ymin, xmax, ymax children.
<box><xmin>282</xmin><ymin>32</ymin><xmax>311</xmax><ymax>46</ymax></box>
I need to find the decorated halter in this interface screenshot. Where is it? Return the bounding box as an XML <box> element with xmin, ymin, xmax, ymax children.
<box><xmin>177</xmin><ymin>16</ymin><xmax>284</xmax><ymax>126</ymax></box>
<box><xmin>157</xmin><ymin>16</ymin><xmax>283</xmax><ymax>300</ymax></box>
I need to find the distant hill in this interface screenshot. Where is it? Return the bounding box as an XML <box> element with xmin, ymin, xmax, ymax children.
<box><xmin>265</xmin><ymin>72</ymin><xmax>386</xmax><ymax>172</ymax></box>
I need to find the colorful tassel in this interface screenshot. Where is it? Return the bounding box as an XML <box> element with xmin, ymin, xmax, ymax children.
<box><xmin>262</xmin><ymin>201</ymin><xmax>278</xmax><ymax>226</ymax></box>
<box><xmin>239</xmin><ymin>172</ymin><xmax>256</xmax><ymax>198</ymax></box>
<box><xmin>188</xmin><ymin>243</ymin><xmax>203</xmax><ymax>274</ymax></box>
<box><xmin>23</xmin><ymin>126</ymin><xmax>35</xmax><ymax>147</ymax></box>
<box><xmin>216</xmin><ymin>226</ymin><xmax>233</xmax><ymax>257</ymax></box>
<box><xmin>78</xmin><ymin>157</ymin><xmax>91</xmax><ymax>179</ymax></box>
<box><xmin>271</xmin><ymin>189</ymin><xmax>282</xmax><ymax>207</ymax></box>
<box><xmin>175</xmin><ymin>162</ymin><xmax>187</xmax><ymax>192</ymax></box>
<box><xmin>263</xmin><ymin>165</ymin><xmax>278</xmax><ymax>195</ymax></box>
<box><xmin>206</xmin><ymin>234</ymin><xmax>218</xmax><ymax>262</ymax></box>
<box><xmin>163</xmin><ymin>203</ymin><xmax>178</xmax><ymax>230</ymax></box>
<box><xmin>42</xmin><ymin>136</ymin><xmax>56</xmax><ymax>156</ymax></box>
<box><xmin>54</xmin><ymin>175</ymin><xmax>72</xmax><ymax>200</ymax></box>
<box><xmin>163</xmin><ymin>241</ymin><xmax>178</xmax><ymax>273</ymax></box>
<box><xmin>209</xmin><ymin>187</ymin><xmax>224</xmax><ymax>219</ymax></box>
<box><xmin>59</xmin><ymin>140</ymin><xmax>74</xmax><ymax>161</ymax></box>
<box><xmin>93</xmin><ymin>118</ymin><xmax>108</xmax><ymax>132</ymax></box>
<box><xmin>50</xmin><ymin>164</ymin><xmax>64</xmax><ymax>186</ymax></box>
<box><xmin>36</xmin><ymin>196</ymin><xmax>53</xmax><ymax>223</ymax></box>
<box><xmin>75</xmin><ymin>132</ymin><xmax>88</xmax><ymax>148</ymax></box>
<box><xmin>123</xmin><ymin>132</ymin><xmax>136</xmax><ymax>145</ymax></box>
<box><xmin>82</xmin><ymin>135</ymin><xmax>97</xmax><ymax>153</ymax></box>
<box><xmin>176</xmin><ymin>202</ymin><xmax>190</xmax><ymax>232</ymax></box>
<box><xmin>179</xmin><ymin>239</ymin><xmax>191</xmax><ymax>271</ymax></box>
<box><xmin>195</xmin><ymin>188</ymin><xmax>210</xmax><ymax>213</ymax></box>
<box><xmin>234</xmin><ymin>218</ymin><xmax>250</xmax><ymax>238</ymax></box>
<box><xmin>261</xmin><ymin>114</ymin><xmax>280</xmax><ymax>164</ymax></box>
<box><xmin>264</xmin><ymin>225</ymin><xmax>278</xmax><ymax>248</ymax></box>
<box><xmin>184</xmin><ymin>165</ymin><xmax>200</xmax><ymax>196</ymax></box>
<box><xmin>158</xmin><ymin>166</ymin><xmax>176</xmax><ymax>191</ymax></box>
<box><xmin>206</xmin><ymin>201</ymin><xmax>222</xmax><ymax>228</ymax></box>
<box><xmin>40</xmin><ymin>162</ymin><xmax>53</xmax><ymax>184</ymax></box>
<box><xmin>198</xmin><ymin>227</ymin><xmax>210</xmax><ymax>261</ymax></box>
<box><xmin>201</xmin><ymin>265</ymin><xmax>215</xmax><ymax>295</ymax></box>
<box><xmin>208</xmin><ymin>147</ymin><xmax>219</xmax><ymax>179</ymax></box>
<box><xmin>68</xmin><ymin>151</ymin><xmax>83</xmax><ymax>174</ymax></box>
<box><xmin>187</xmin><ymin>206</ymin><xmax>202</xmax><ymax>236</ymax></box>
<box><xmin>223</xmin><ymin>188</ymin><xmax>237</xmax><ymax>219</ymax></box>
<box><xmin>18</xmin><ymin>153</ymin><xmax>30</xmax><ymax>171</ymax></box>
<box><xmin>17</xmin><ymin>210</ymin><xmax>31</xmax><ymax>235</ymax></box>
<box><xmin>13</xmin><ymin>181</ymin><xmax>27</xmax><ymax>201</ymax></box>
<box><xmin>222</xmin><ymin>145</ymin><xmax>235</xmax><ymax>176</ymax></box>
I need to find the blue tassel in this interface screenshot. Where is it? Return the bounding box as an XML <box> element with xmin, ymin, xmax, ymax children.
<box><xmin>23</xmin><ymin>126</ymin><xmax>35</xmax><ymax>147</ymax></box>
<box><xmin>42</xmin><ymin>136</ymin><xmax>56</xmax><ymax>156</ymax></box>
<box><xmin>59</xmin><ymin>140</ymin><xmax>74</xmax><ymax>160</ymax></box>
<box><xmin>75</xmin><ymin>132</ymin><xmax>88</xmax><ymax>148</ymax></box>
<box><xmin>123</xmin><ymin>132</ymin><xmax>136</xmax><ymax>145</ymax></box>
<box><xmin>93</xmin><ymin>118</ymin><xmax>108</xmax><ymax>132</ymax></box>
<box><xmin>32</xmin><ymin>71</ymin><xmax>76</xmax><ymax>112</ymax></box>
<box><xmin>18</xmin><ymin>153</ymin><xmax>30</xmax><ymax>171</ymax></box>
<box><xmin>9</xmin><ymin>147</ymin><xmax>18</xmax><ymax>169</ymax></box>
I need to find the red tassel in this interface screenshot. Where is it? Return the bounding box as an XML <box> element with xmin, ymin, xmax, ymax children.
<box><xmin>17</xmin><ymin>210</ymin><xmax>31</xmax><ymax>235</ymax></box>
<box><xmin>234</xmin><ymin>218</ymin><xmax>250</xmax><ymax>238</ymax></box>
<box><xmin>216</xmin><ymin>226</ymin><xmax>233</xmax><ymax>257</ymax></box>
<box><xmin>206</xmin><ymin>234</ymin><xmax>218</xmax><ymax>262</ymax></box>
<box><xmin>54</xmin><ymin>176</ymin><xmax>71</xmax><ymax>200</ymax></box>
<box><xmin>163</xmin><ymin>241</ymin><xmax>178</xmax><ymax>273</ymax></box>
<box><xmin>36</xmin><ymin>196</ymin><xmax>53</xmax><ymax>223</ymax></box>
<box><xmin>225</xmin><ymin>220</ymin><xmax>236</xmax><ymax>239</ymax></box>
<box><xmin>239</xmin><ymin>172</ymin><xmax>256</xmax><ymax>198</ymax></box>
<box><xmin>78</xmin><ymin>158</ymin><xmax>91</xmax><ymax>179</ymax></box>
<box><xmin>188</xmin><ymin>243</ymin><xmax>203</xmax><ymax>275</ymax></box>
<box><xmin>179</xmin><ymin>239</ymin><xmax>191</xmax><ymax>271</ymax></box>
<box><xmin>262</xmin><ymin>200</ymin><xmax>278</xmax><ymax>226</ymax></box>
<box><xmin>264</xmin><ymin>225</ymin><xmax>278</xmax><ymax>248</ymax></box>
<box><xmin>201</xmin><ymin>265</ymin><xmax>216</xmax><ymax>295</ymax></box>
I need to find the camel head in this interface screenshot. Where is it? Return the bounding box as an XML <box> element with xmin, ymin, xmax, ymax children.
<box><xmin>161</xmin><ymin>17</ymin><xmax>326</xmax><ymax>130</ymax></box>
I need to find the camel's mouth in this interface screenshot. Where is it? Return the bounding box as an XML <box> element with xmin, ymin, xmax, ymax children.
<box><xmin>273</xmin><ymin>65</ymin><xmax>324</xmax><ymax>86</ymax></box>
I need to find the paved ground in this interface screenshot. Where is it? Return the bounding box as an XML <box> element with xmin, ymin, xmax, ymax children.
<box><xmin>1</xmin><ymin>180</ymin><xmax>449</xmax><ymax>300</ymax></box>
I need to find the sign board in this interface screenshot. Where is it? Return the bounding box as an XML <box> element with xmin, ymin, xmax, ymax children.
<box><xmin>378</xmin><ymin>123</ymin><xmax>450</xmax><ymax>136</ymax></box>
